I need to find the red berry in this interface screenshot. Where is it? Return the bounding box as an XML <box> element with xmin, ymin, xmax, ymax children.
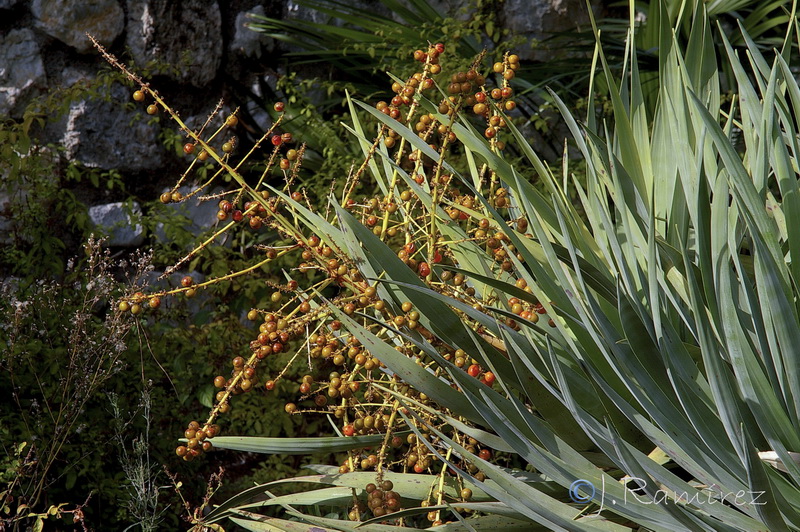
<box><xmin>183</xmin><ymin>143</ymin><xmax>195</xmax><ymax>155</ymax></box>
<box><xmin>418</xmin><ymin>262</ymin><xmax>431</xmax><ymax>277</ymax></box>
<box><xmin>343</xmin><ymin>424</ymin><xmax>355</xmax><ymax>437</ymax></box>
<box><xmin>434</xmin><ymin>43</ymin><xmax>445</xmax><ymax>54</ymax></box>
<box><xmin>478</xmin><ymin>449</ymin><xmax>492</xmax><ymax>460</ymax></box>
<box><xmin>467</xmin><ymin>364</ymin><xmax>481</xmax><ymax>377</ymax></box>
<box><xmin>181</xmin><ymin>275</ymin><xmax>194</xmax><ymax>288</ymax></box>
<box><xmin>232</xmin><ymin>210</ymin><xmax>243</xmax><ymax>222</ymax></box>
<box><xmin>271</xmin><ymin>135</ymin><xmax>282</xmax><ymax>146</ymax></box>
<box><xmin>483</xmin><ymin>371</ymin><xmax>496</xmax><ymax>385</ymax></box>
<box><xmin>274</xmin><ymin>102</ymin><xmax>285</xmax><ymax>112</ymax></box>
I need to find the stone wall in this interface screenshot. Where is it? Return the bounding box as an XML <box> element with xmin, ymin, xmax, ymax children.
<box><xmin>0</xmin><ymin>0</ymin><xmax>599</xmax><ymax>249</ymax></box>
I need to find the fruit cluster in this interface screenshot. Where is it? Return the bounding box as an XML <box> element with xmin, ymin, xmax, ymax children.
<box><xmin>95</xmin><ymin>36</ymin><xmax>564</xmax><ymax>525</ymax></box>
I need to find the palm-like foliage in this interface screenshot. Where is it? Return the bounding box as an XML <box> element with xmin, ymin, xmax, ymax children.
<box><xmin>197</xmin><ymin>1</ymin><xmax>800</xmax><ymax>530</ymax></box>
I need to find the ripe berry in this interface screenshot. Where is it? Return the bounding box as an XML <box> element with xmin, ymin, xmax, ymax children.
<box><xmin>132</xmin><ymin>90</ymin><xmax>145</xmax><ymax>102</ymax></box>
<box><xmin>343</xmin><ymin>424</ymin><xmax>355</xmax><ymax>436</ymax></box>
<box><xmin>146</xmin><ymin>104</ymin><xmax>158</xmax><ymax>115</ymax></box>
<box><xmin>478</xmin><ymin>449</ymin><xmax>492</xmax><ymax>460</ymax></box>
<box><xmin>148</xmin><ymin>296</ymin><xmax>161</xmax><ymax>309</ymax></box>
<box><xmin>467</xmin><ymin>364</ymin><xmax>481</xmax><ymax>377</ymax></box>
<box><xmin>434</xmin><ymin>42</ymin><xmax>445</xmax><ymax>54</ymax></box>
<box><xmin>181</xmin><ymin>275</ymin><xmax>194</xmax><ymax>287</ymax></box>
<box><xmin>183</xmin><ymin>143</ymin><xmax>195</xmax><ymax>155</ymax></box>
<box><xmin>274</xmin><ymin>102</ymin><xmax>285</xmax><ymax>112</ymax></box>
<box><xmin>281</xmin><ymin>132</ymin><xmax>293</xmax><ymax>143</ymax></box>
<box><xmin>271</xmin><ymin>135</ymin><xmax>282</xmax><ymax>146</ymax></box>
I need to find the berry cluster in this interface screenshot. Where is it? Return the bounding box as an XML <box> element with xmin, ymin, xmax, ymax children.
<box><xmin>95</xmin><ymin>35</ymin><xmax>566</xmax><ymax>525</ymax></box>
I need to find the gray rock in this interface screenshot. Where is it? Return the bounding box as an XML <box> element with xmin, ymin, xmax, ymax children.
<box><xmin>231</xmin><ymin>5</ymin><xmax>273</xmax><ymax>58</ymax></box>
<box><xmin>499</xmin><ymin>0</ymin><xmax>602</xmax><ymax>61</ymax></box>
<box><xmin>0</xmin><ymin>192</ymin><xmax>14</xmax><ymax>245</ymax></box>
<box><xmin>56</xmin><ymin>83</ymin><xmax>165</xmax><ymax>171</ymax></box>
<box><xmin>154</xmin><ymin>186</ymin><xmax>226</xmax><ymax>246</ymax></box>
<box><xmin>89</xmin><ymin>201</ymin><xmax>145</xmax><ymax>247</ymax></box>
<box><xmin>246</xmin><ymin>76</ymin><xmax>274</xmax><ymax>133</ymax></box>
<box><xmin>126</xmin><ymin>0</ymin><xmax>223</xmax><ymax>87</ymax></box>
<box><xmin>0</xmin><ymin>29</ymin><xmax>46</xmax><ymax>117</ymax></box>
<box><xmin>31</xmin><ymin>0</ymin><xmax>124</xmax><ymax>54</ymax></box>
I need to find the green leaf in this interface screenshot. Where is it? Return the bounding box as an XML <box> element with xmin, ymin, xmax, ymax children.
<box><xmin>207</xmin><ymin>434</ymin><xmax>389</xmax><ymax>454</ymax></box>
